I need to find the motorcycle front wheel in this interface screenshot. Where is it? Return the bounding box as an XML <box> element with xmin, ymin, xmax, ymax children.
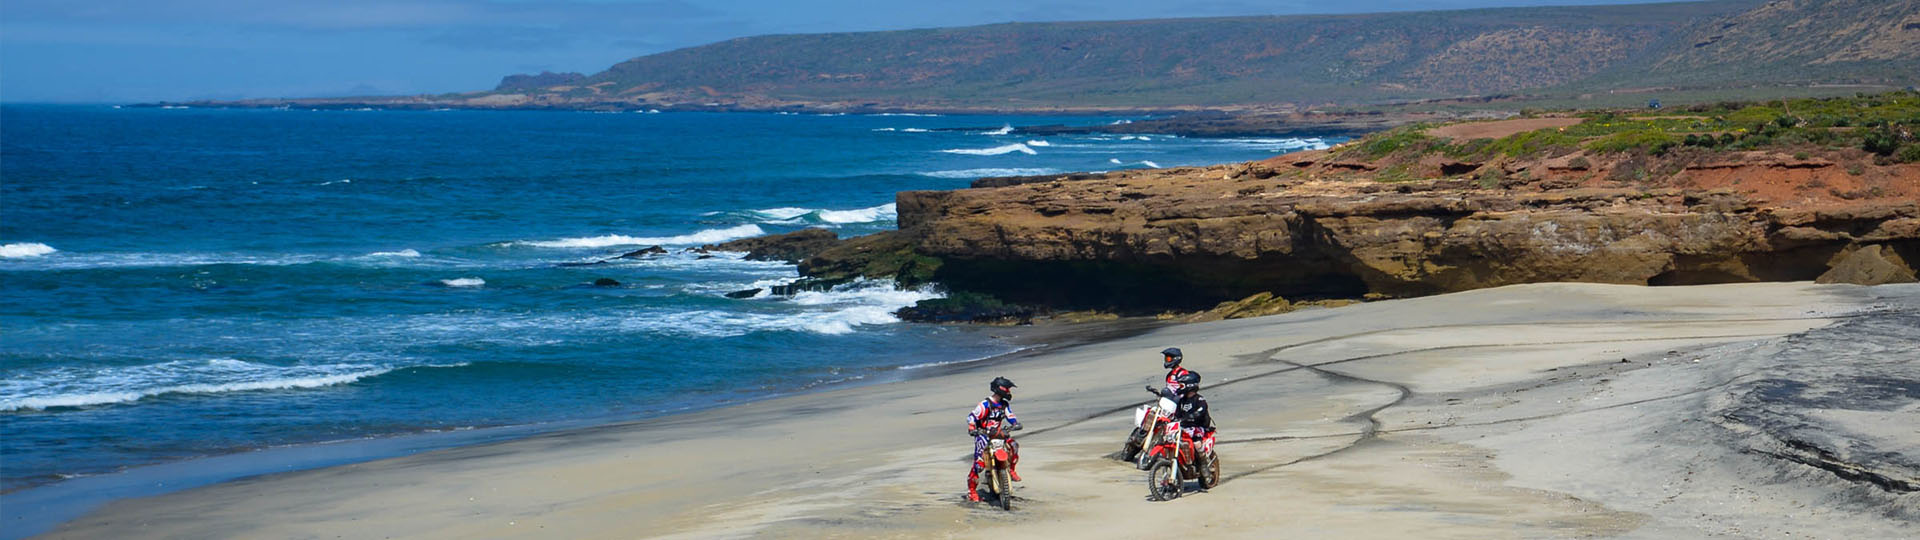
<box><xmin>993</xmin><ymin>466</ymin><xmax>1013</xmax><ymax>510</ymax></box>
<box><xmin>1146</xmin><ymin>460</ymin><xmax>1180</xmax><ymax>501</ymax></box>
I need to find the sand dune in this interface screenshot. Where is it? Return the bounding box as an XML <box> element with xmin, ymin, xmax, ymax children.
<box><xmin>41</xmin><ymin>282</ymin><xmax>1919</xmax><ymax>539</ymax></box>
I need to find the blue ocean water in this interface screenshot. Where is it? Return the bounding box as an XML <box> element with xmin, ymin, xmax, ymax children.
<box><xmin>0</xmin><ymin>105</ymin><xmax>1333</xmax><ymax>491</ymax></box>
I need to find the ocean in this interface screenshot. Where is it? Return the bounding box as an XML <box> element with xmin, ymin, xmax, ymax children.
<box><xmin>0</xmin><ymin>105</ymin><xmax>1334</xmax><ymax>493</ymax></box>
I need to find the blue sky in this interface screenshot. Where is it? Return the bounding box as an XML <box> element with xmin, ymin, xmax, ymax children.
<box><xmin>1</xmin><ymin>0</ymin><xmax>1693</xmax><ymax>102</ymax></box>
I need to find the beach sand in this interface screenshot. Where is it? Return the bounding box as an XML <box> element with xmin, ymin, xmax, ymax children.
<box><xmin>40</xmin><ymin>282</ymin><xmax>1920</xmax><ymax>539</ymax></box>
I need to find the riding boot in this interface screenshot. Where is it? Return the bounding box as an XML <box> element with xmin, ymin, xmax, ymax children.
<box><xmin>966</xmin><ymin>465</ymin><xmax>982</xmax><ymax>501</ymax></box>
<box><xmin>1009</xmin><ymin>457</ymin><xmax>1022</xmax><ymax>482</ymax></box>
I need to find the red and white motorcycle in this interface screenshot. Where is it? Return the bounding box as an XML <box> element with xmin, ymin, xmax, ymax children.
<box><xmin>1120</xmin><ymin>385</ymin><xmax>1177</xmax><ymax>469</ymax></box>
<box><xmin>976</xmin><ymin>424</ymin><xmax>1020</xmax><ymax>510</ymax></box>
<box><xmin>1142</xmin><ymin>415</ymin><xmax>1219</xmax><ymax>501</ymax></box>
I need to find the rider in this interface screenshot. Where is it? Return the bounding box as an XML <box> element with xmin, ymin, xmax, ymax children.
<box><xmin>1171</xmin><ymin>371</ymin><xmax>1215</xmax><ymax>451</ymax></box>
<box><xmin>965</xmin><ymin>376</ymin><xmax>1023</xmax><ymax>502</ymax></box>
<box><xmin>1161</xmin><ymin>347</ymin><xmax>1195</xmax><ymax>395</ymax></box>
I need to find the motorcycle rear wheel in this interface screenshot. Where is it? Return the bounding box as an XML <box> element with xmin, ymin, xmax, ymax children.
<box><xmin>993</xmin><ymin>467</ymin><xmax>1013</xmax><ymax>510</ymax></box>
<box><xmin>1120</xmin><ymin>428</ymin><xmax>1145</xmax><ymax>462</ymax></box>
<box><xmin>1146</xmin><ymin>460</ymin><xmax>1180</xmax><ymax>501</ymax></box>
<box><xmin>1199</xmin><ymin>453</ymin><xmax>1221</xmax><ymax>489</ymax></box>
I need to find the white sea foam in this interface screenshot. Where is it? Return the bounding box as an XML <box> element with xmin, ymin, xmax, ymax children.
<box><xmin>918</xmin><ymin>167</ymin><xmax>1063</xmax><ymax>179</ymax></box>
<box><xmin>941</xmin><ymin>143</ymin><xmax>1037</xmax><ymax>156</ymax></box>
<box><xmin>1216</xmin><ymin>137</ymin><xmax>1333</xmax><ymax>151</ymax></box>
<box><xmin>1142</xmin><ymin>160</ymin><xmax>1162</xmax><ymax>168</ymax></box>
<box><xmin>730</xmin><ymin>204</ymin><xmax>896</xmax><ymax>225</ymax></box>
<box><xmin>897</xmin><ymin>346</ymin><xmax>1033</xmax><ymax>370</ymax></box>
<box><xmin>1111</xmin><ymin>119</ymin><xmax>1134</xmax><ymax>125</ymax></box>
<box><xmin>521</xmin><ymin>224</ymin><xmax>767</xmax><ymax>248</ymax></box>
<box><xmin>816</xmin><ymin>203</ymin><xmax>896</xmax><ymax>224</ymax></box>
<box><xmin>902</xmin><ymin>128</ymin><xmax>930</xmax><ymax>133</ymax></box>
<box><xmin>0</xmin><ymin>358</ymin><xmax>433</xmax><ymax>412</ymax></box>
<box><xmin>1026</xmin><ymin>140</ymin><xmax>1051</xmax><ymax>147</ymax></box>
<box><xmin>871</xmin><ymin>127</ymin><xmax>896</xmax><ymax>132</ymax></box>
<box><xmin>1108</xmin><ymin>159</ymin><xmax>1162</xmax><ymax>168</ymax></box>
<box><xmin>626</xmin><ymin>279</ymin><xmax>940</xmax><ymax>337</ymax></box>
<box><xmin>1</xmin><ymin>242</ymin><xmax>57</xmax><ymax>258</ymax></box>
<box><xmin>983</xmin><ymin>124</ymin><xmax>1014</xmax><ymax>135</ymax></box>
<box><xmin>439</xmin><ymin>277</ymin><xmax>486</xmax><ymax>287</ymax></box>
<box><xmin>367</xmin><ymin>249</ymin><xmax>421</xmax><ymax>258</ymax></box>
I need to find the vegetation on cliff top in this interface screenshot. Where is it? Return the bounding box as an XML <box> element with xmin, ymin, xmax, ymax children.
<box><xmin>1338</xmin><ymin>91</ymin><xmax>1920</xmax><ymax>164</ymax></box>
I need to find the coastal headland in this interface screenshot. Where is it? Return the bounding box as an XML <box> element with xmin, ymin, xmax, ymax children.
<box><xmin>755</xmin><ymin>93</ymin><xmax>1920</xmax><ymax>321</ymax></box>
<box><xmin>40</xmin><ymin>282</ymin><xmax>1920</xmax><ymax>538</ymax></box>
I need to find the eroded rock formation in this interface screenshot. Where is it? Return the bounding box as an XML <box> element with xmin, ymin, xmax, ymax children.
<box><xmin>881</xmin><ymin>149</ymin><xmax>1920</xmax><ymax>310</ymax></box>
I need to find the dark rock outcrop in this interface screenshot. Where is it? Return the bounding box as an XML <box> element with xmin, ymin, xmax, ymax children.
<box><xmin>798</xmin><ymin>231</ymin><xmax>941</xmax><ymax>287</ymax></box>
<box><xmin>894</xmin><ymin>292</ymin><xmax>1039</xmax><ymax>324</ymax></box>
<box><xmin>702</xmin><ymin>228</ymin><xmax>840</xmax><ymax>263</ymax></box>
<box><xmin>617</xmin><ymin>245</ymin><xmax>669</xmax><ymax>259</ymax></box>
<box><xmin>593</xmin><ymin>278</ymin><xmax>622</xmax><ymax>287</ymax></box>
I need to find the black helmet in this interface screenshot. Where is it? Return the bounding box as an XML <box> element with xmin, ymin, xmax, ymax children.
<box><xmin>1161</xmin><ymin>347</ymin><xmax>1184</xmax><ymax>369</ymax></box>
<box><xmin>990</xmin><ymin>376</ymin><xmax>1016</xmax><ymax>399</ymax></box>
<box><xmin>1175</xmin><ymin>371</ymin><xmax>1200</xmax><ymax>393</ymax></box>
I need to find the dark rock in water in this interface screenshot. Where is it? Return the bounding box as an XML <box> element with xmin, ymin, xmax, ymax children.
<box><xmin>769</xmin><ymin>277</ymin><xmax>851</xmax><ymax>296</ymax></box>
<box><xmin>894</xmin><ymin>292</ymin><xmax>1040</xmax><ymax>324</ymax></box>
<box><xmin>702</xmin><ymin>228</ymin><xmax>840</xmax><ymax>264</ymax></box>
<box><xmin>593</xmin><ymin>278</ymin><xmax>622</xmax><ymax>287</ymax></box>
<box><xmin>724</xmin><ymin>288</ymin><xmax>763</xmax><ymax>299</ymax></box>
<box><xmin>1817</xmin><ymin>245</ymin><xmax>1917</xmax><ymax>285</ymax></box>
<box><xmin>697</xmin><ymin>255</ymin><xmax>716</xmax><ymax>260</ymax></box>
<box><xmin>617</xmin><ymin>245</ymin><xmax>669</xmax><ymax>259</ymax></box>
<box><xmin>557</xmin><ymin>260</ymin><xmax>606</xmax><ymax>267</ymax></box>
<box><xmin>797</xmin><ymin>230</ymin><xmax>941</xmax><ymax>287</ymax></box>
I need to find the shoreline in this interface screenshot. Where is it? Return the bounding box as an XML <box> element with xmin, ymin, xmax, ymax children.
<box><xmin>30</xmin><ymin>282</ymin><xmax>1919</xmax><ymax>538</ymax></box>
<box><xmin>0</xmin><ymin>315</ymin><xmax>1166</xmax><ymax>539</ymax></box>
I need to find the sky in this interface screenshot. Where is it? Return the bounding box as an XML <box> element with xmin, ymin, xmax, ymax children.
<box><xmin>1</xmin><ymin>0</ymin><xmax>1695</xmax><ymax>103</ymax></box>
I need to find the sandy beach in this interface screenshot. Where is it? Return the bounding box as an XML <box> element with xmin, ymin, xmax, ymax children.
<box><xmin>38</xmin><ymin>282</ymin><xmax>1920</xmax><ymax>539</ymax></box>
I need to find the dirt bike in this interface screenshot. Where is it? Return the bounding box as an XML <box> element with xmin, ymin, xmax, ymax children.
<box><xmin>975</xmin><ymin>423</ymin><xmax>1021</xmax><ymax>510</ymax></box>
<box><xmin>1143</xmin><ymin>418</ymin><xmax>1219</xmax><ymax>501</ymax></box>
<box><xmin>1121</xmin><ymin>385</ymin><xmax>1178</xmax><ymax>469</ymax></box>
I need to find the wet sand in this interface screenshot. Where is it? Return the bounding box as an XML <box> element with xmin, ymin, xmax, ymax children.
<box><xmin>40</xmin><ymin>282</ymin><xmax>1920</xmax><ymax>539</ymax></box>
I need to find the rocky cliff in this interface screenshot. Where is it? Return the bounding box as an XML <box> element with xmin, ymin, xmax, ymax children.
<box><xmin>881</xmin><ymin>147</ymin><xmax>1919</xmax><ymax>310</ymax></box>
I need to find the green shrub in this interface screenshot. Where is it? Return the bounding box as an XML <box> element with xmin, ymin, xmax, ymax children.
<box><xmin>1586</xmin><ymin>130</ymin><xmax>1680</xmax><ymax>155</ymax></box>
<box><xmin>1863</xmin><ymin>129</ymin><xmax>1902</xmax><ymax>156</ymax></box>
<box><xmin>1898</xmin><ymin>144</ymin><xmax>1920</xmax><ymax>164</ymax></box>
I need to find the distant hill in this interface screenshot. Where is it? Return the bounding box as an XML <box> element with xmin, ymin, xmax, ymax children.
<box><xmin>556</xmin><ymin>0</ymin><xmax>1916</xmax><ymax>108</ymax></box>
<box><xmin>194</xmin><ymin>0</ymin><xmax>1920</xmax><ymax>112</ymax></box>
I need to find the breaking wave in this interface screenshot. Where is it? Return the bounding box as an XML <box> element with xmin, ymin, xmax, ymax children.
<box><xmin>519</xmin><ymin>224</ymin><xmax>767</xmax><ymax>248</ymax></box>
<box><xmin>630</xmin><ymin>279</ymin><xmax>941</xmax><ymax>337</ymax></box>
<box><xmin>918</xmin><ymin>168</ymin><xmax>1064</xmax><ymax>179</ymax></box>
<box><xmin>1</xmin><ymin>242</ymin><xmax>57</xmax><ymax>258</ymax></box>
<box><xmin>733</xmin><ymin>203</ymin><xmax>897</xmax><ymax>225</ymax></box>
<box><xmin>942</xmin><ymin>143</ymin><xmax>1037</xmax><ymax>156</ymax></box>
<box><xmin>0</xmin><ymin>359</ymin><xmax>440</xmax><ymax>412</ymax></box>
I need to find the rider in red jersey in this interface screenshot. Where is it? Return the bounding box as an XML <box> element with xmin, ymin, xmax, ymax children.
<box><xmin>965</xmin><ymin>376</ymin><xmax>1023</xmax><ymax>502</ymax></box>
